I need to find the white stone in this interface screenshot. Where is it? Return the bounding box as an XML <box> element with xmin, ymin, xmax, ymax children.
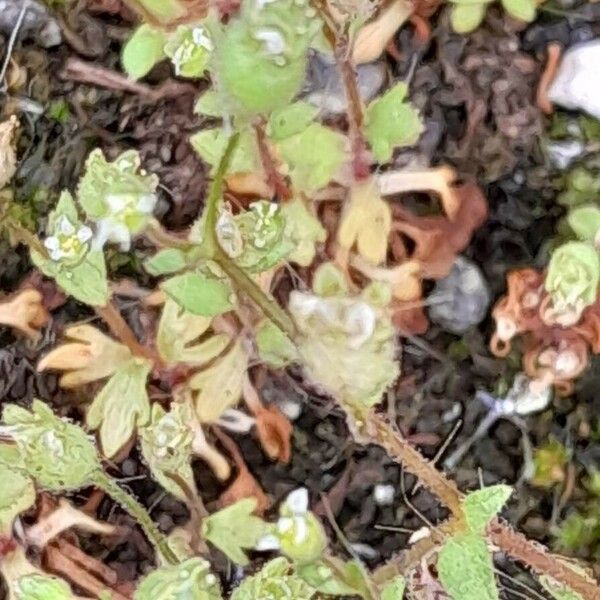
<box><xmin>373</xmin><ymin>483</ymin><xmax>395</xmax><ymax>506</ymax></box>
<box><xmin>549</xmin><ymin>40</ymin><xmax>600</xmax><ymax>120</ymax></box>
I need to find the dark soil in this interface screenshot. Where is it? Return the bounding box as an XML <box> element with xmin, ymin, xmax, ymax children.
<box><xmin>1</xmin><ymin>1</ymin><xmax>599</xmax><ymax>598</ymax></box>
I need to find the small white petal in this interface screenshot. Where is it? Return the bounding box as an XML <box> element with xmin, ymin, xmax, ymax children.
<box><xmin>49</xmin><ymin>248</ymin><xmax>64</xmax><ymax>261</ymax></box>
<box><xmin>285</xmin><ymin>487</ymin><xmax>309</xmax><ymax>515</ymax></box>
<box><xmin>293</xmin><ymin>516</ymin><xmax>308</xmax><ymax>544</ymax></box>
<box><xmin>58</xmin><ymin>216</ymin><xmax>75</xmax><ymax>236</ymax></box>
<box><xmin>255</xmin><ymin>534</ymin><xmax>281</xmax><ymax>551</ymax></box>
<box><xmin>277</xmin><ymin>517</ymin><xmax>294</xmax><ymax>534</ymax></box>
<box><xmin>109</xmin><ymin>222</ymin><xmax>132</xmax><ymax>251</ymax></box>
<box><xmin>92</xmin><ymin>220</ymin><xmax>112</xmax><ymax>251</ymax></box>
<box><xmin>77</xmin><ymin>226</ymin><xmax>93</xmax><ymax>243</ymax></box>
<box><xmin>255</xmin><ymin>29</ymin><xmax>286</xmax><ymax>55</ymax></box>
<box><xmin>137</xmin><ymin>193</ymin><xmax>157</xmax><ymax>214</ymax></box>
<box><xmin>106</xmin><ymin>194</ymin><xmax>127</xmax><ymax>213</ymax></box>
<box><xmin>44</xmin><ymin>236</ymin><xmax>60</xmax><ymax>251</ymax></box>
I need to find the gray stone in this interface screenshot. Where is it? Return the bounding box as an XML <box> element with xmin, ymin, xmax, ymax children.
<box><xmin>0</xmin><ymin>0</ymin><xmax>62</xmax><ymax>48</ymax></box>
<box><xmin>428</xmin><ymin>256</ymin><xmax>491</xmax><ymax>335</ymax></box>
<box><xmin>548</xmin><ymin>40</ymin><xmax>600</xmax><ymax>120</ymax></box>
<box><xmin>302</xmin><ymin>50</ymin><xmax>387</xmax><ymax>116</ymax></box>
<box><xmin>546</xmin><ymin>139</ymin><xmax>585</xmax><ymax>170</ymax></box>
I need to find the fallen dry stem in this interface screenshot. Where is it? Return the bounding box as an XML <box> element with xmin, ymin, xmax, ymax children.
<box><xmin>359</xmin><ymin>411</ymin><xmax>600</xmax><ymax>598</ymax></box>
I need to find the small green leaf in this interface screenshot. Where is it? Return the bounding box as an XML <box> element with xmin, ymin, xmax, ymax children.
<box><xmin>14</xmin><ymin>573</ymin><xmax>76</xmax><ymax>600</ymax></box>
<box><xmin>157</xmin><ymin>299</ymin><xmax>230</xmax><ymax>364</ymax></box>
<box><xmin>140</xmin><ymin>403</ymin><xmax>196</xmax><ymax>501</ymax></box>
<box><xmin>567</xmin><ymin>205</ymin><xmax>600</xmax><ymax>242</ymax></box>
<box><xmin>297</xmin><ymin>562</ymin><xmax>360</xmax><ymax>596</ymax></box>
<box><xmin>87</xmin><ymin>358</ymin><xmax>152</xmax><ymax>458</ymax></box>
<box><xmin>501</xmin><ymin>0</ymin><xmax>536</xmax><ymax>22</ymax></box>
<box><xmin>365</xmin><ymin>83</ymin><xmax>423</xmax><ymax>163</ymax></box>
<box><xmin>450</xmin><ymin>3</ymin><xmax>487</xmax><ymax>34</ymax></box>
<box><xmin>268</xmin><ymin>101</ymin><xmax>320</xmax><ymax>140</ymax></box>
<box><xmin>202</xmin><ymin>498</ymin><xmax>267</xmax><ymax>565</ymax></box>
<box><xmin>380</xmin><ymin>575</ymin><xmax>406</xmax><ymax>600</ymax></box>
<box><xmin>256</xmin><ymin>320</ymin><xmax>298</xmax><ymax>368</ymax></box>
<box><xmin>438</xmin><ymin>533</ymin><xmax>499</xmax><ymax>600</ymax></box>
<box><xmin>144</xmin><ymin>248</ymin><xmax>188</xmax><ymax>276</ymax></box>
<box><xmin>134</xmin><ymin>558</ymin><xmax>222</xmax><ymax>600</ymax></box>
<box><xmin>0</xmin><ymin>444</ymin><xmax>35</xmax><ymax>535</ymax></box>
<box><xmin>312</xmin><ymin>262</ymin><xmax>349</xmax><ymax>297</ymax></box>
<box><xmin>162</xmin><ymin>272</ymin><xmax>234</xmax><ymax>317</ymax></box>
<box><xmin>122</xmin><ymin>25</ymin><xmax>167</xmax><ymax>80</ymax></box>
<box><xmin>2</xmin><ymin>400</ymin><xmax>101</xmax><ymax>491</ymax></box>
<box><xmin>462</xmin><ymin>485</ymin><xmax>512</xmax><ymax>533</ymax></box>
<box><xmin>189</xmin><ymin>339</ymin><xmax>247</xmax><ymax>422</ymax></box>
<box><xmin>278</xmin><ymin>123</ymin><xmax>346</xmax><ymax>192</ymax></box>
<box><xmin>280</xmin><ymin>198</ymin><xmax>327</xmax><ymax>267</ymax></box>
<box><xmin>232</xmin><ymin>558</ymin><xmax>315</xmax><ymax>600</ymax></box>
<box><xmin>31</xmin><ymin>249</ymin><xmax>110</xmax><ymax>308</ymax></box>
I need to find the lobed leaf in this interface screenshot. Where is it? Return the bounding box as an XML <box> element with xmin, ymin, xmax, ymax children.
<box><xmin>202</xmin><ymin>498</ymin><xmax>267</xmax><ymax>566</ymax></box>
<box><xmin>122</xmin><ymin>25</ymin><xmax>167</xmax><ymax>80</ymax></box>
<box><xmin>14</xmin><ymin>573</ymin><xmax>76</xmax><ymax>600</ymax></box>
<box><xmin>87</xmin><ymin>358</ymin><xmax>152</xmax><ymax>458</ymax></box>
<box><xmin>157</xmin><ymin>298</ymin><xmax>230</xmax><ymax>364</ymax></box>
<box><xmin>0</xmin><ymin>444</ymin><xmax>35</xmax><ymax>536</ymax></box>
<box><xmin>365</xmin><ymin>83</ymin><xmax>423</xmax><ymax>163</ymax></box>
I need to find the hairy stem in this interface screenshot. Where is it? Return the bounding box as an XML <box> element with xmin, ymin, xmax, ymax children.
<box><xmin>215</xmin><ymin>249</ymin><xmax>297</xmax><ymax>338</ymax></box>
<box><xmin>93</xmin><ymin>471</ymin><xmax>179</xmax><ymax>566</ymax></box>
<box><xmin>358</xmin><ymin>411</ymin><xmax>600</xmax><ymax>599</ymax></box>
<box><xmin>95</xmin><ymin>301</ymin><xmax>160</xmax><ymax>364</ymax></box>
<box><xmin>316</xmin><ymin>1</ymin><xmax>370</xmax><ymax>181</ymax></box>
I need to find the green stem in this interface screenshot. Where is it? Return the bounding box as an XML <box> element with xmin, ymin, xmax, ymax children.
<box><xmin>93</xmin><ymin>471</ymin><xmax>179</xmax><ymax>566</ymax></box>
<box><xmin>215</xmin><ymin>249</ymin><xmax>297</xmax><ymax>338</ymax></box>
<box><xmin>203</xmin><ymin>132</ymin><xmax>240</xmax><ymax>258</ymax></box>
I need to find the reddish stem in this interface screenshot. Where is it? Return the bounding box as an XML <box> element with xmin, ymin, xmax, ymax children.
<box><xmin>254</xmin><ymin>119</ymin><xmax>292</xmax><ymax>201</ymax></box>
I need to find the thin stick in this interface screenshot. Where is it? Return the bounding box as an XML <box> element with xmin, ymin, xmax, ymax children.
<box><xmin>0</xmin><ymin>0</ymin><xmax>29</xmax><ymax>93</ymax></box>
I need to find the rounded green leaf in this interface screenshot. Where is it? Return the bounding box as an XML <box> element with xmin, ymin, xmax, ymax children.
<box><xmin>567</xmin><ymin>205</ymin><xmax>600</xmax><ymax>243</ymax></box>
<box><xmin>451</xmin><ymin>3</ymin><xmax>487</xmax><ymax>33</ymax></box>
<box><xmin>546</xmin><ymin>241</ymin><xmax>600</xmax><ymax>313</ymax></box>
<box><xmin>122</xmin><ymin>25</ymin><xmax>167</xmax><ymax>80</ymax></box>
<box><xmin>501</xmin><ymin>0</ymin><xmax>536</xmax><ymax>22</ymax></box>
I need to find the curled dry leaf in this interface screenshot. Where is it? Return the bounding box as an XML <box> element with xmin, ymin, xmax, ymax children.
<box><xmin>214</xmin><ymin>429</ymin><xmax>270</xmax><ymax>516</ymax></box>
<box><xmin>0</xmin><ymin>289</ymin><xmax>49</xmax><ymax>339</ymax></box>
<box><xmin>352</xmin><ymin>0</ymin><xmax>413</xmax><ymax>65</ymax></box>
<box><xmin>26</xmin><ymin>498</ymin><xmax>117</xmax><ymax>549</ymax></box>
<box><xmin>242</xmin><ymin>374</ymin><xmax>292</xmax><ymax>463</ymax></box>
<box><xmin>38</xmin><ymin>324</ymin><xmax>132</xmax><ymax>388</ymax></box>
<box><xmin>0</xmin><ymin>115</ymin><xmax>18</xmax><ymax>189</ymax></box>
<box><xmin>492</xmin><ymin>267</ymin><xmax>600</xmax><ymax>394</ymax></box>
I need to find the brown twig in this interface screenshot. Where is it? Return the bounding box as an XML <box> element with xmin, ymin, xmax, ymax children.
<box><xmin>359</xmin><ymin>411</ymin><xmax>600</xmax><ymax>598</ymax></box>
<box><xmin>254</xmin><ymin>119</ymin><xmax>292</xmax><ymax>201</ymax></box>
<box><xmin>95</xmin><ymin>300</ymin><xmax>160</xmax><ymax>364</ymax></box>
<box><xmin>316</xmin><ymin>2</ymin><xmax>370</xmax><ymax>181</ymax></box>
<box><xmin>60</xmin><ymin>58</ymin><xmax>197</xmax><ymax>103</ymax></box>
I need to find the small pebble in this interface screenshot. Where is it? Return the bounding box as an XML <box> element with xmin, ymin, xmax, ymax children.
<box><xmin>428</xmin><ymin>257</ymin><xmax>491</xmax><ymax>335</ymax></box>
<box><xmin>373</xmin><ymin>484</ymin><xmax>395</xmax><ymax>506</ymax></box>
<box><xmin>302</xmin><ymin>51</ymin><xmax>387</xmax><ymax>116</ymax></box>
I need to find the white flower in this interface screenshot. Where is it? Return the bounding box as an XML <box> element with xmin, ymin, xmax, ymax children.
<box><xmin>44</xmin><ymin>216</ymin><xmax>93</xmax><ymax>262</ymax></box>
<box><xmin>93</xmin><ymin>193</ymin><xmax>157</xmax><ymax>251</ymax></box>
<box><xmin>283</xmin><ymin>487</ymin><xmax>309</xmax><ymax>514</ymax></box>
<box><xmin>255</xmin><ymin>28</ymin><xmax>286</xmax><ymax>56</ymax></box>
<box><xmin>192</xmin><ymin>26</ymin><xmax>213</xmax><ymax>51</ymax></box>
